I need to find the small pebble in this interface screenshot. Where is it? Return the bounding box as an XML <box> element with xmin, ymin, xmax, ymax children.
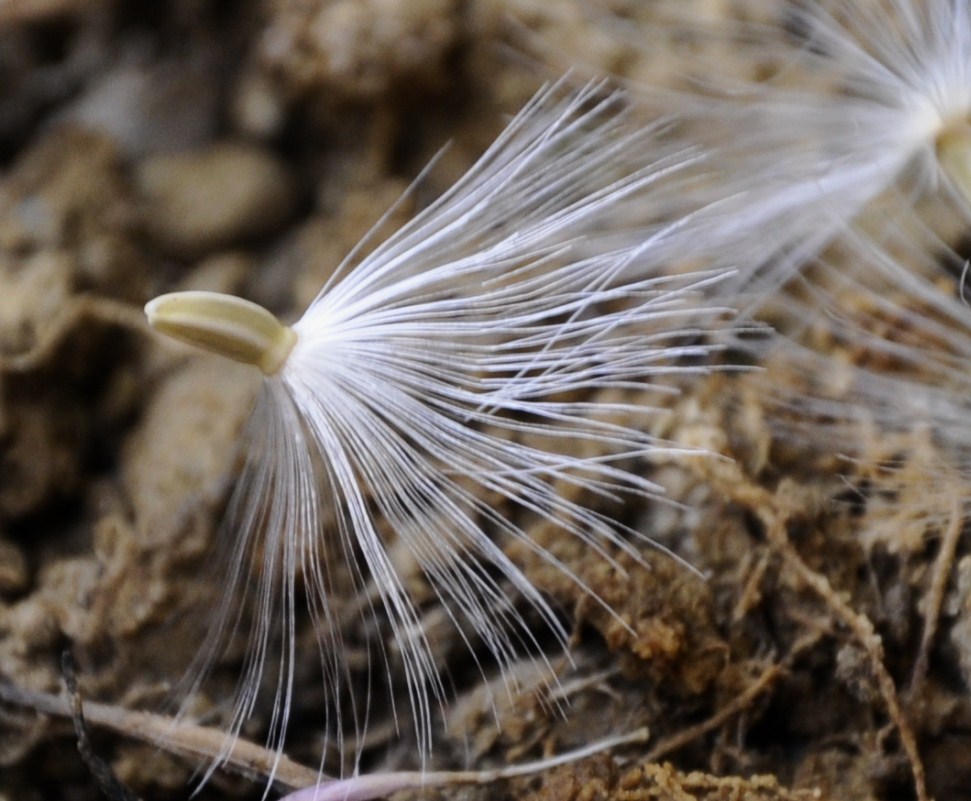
<box><xmin>0</xmin><ymin>538</ymin><xmax>28</xmax><ymax>595</ymax></box>
<box><xmin>136</xmin><ymin>143</ymin><xmax>298</xmax><ymax>257</ymax></box>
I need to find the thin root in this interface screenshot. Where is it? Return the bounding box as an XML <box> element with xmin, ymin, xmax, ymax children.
<box><xmin>643</xmin><ymin>629</ymin><xmax>822</xmax><ymax>764</ymax></box>
<box><xmin>62</xmin><ymin>651</ymin><xmax>141</xmax><ymax>801</ymax></box>
<box><xmin>760</xmin><ymin>503</ymin><xmax>931</xmax><ymax>801</ymax></box>
<box><xmin>910</xmin><ymin>491</ymin><xmax>963</xmax><ymax>692</ymax></box>
<box><xmin>691</xmin><ymin>453</ymin><xmax>931</xmax><ymax>801</ymax></box>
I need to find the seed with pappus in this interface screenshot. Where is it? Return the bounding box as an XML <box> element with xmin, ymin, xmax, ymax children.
<box><xmin>612</xmin><ymin>0</ymin><xmax>971</xmax><ymax>437</ymax></box>
<box><xmin>144</xmin><ymin>81</ymin><xmax>734</xmax><ymax>782</ymax></box>
<box><xmin>596</xmin><ymin>0</ymin><xmax>971</xmax><ymax>293</ymax></box>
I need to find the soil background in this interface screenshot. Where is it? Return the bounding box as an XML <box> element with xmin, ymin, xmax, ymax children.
<box><xmin>0</xmin><ymin>2</ymin><xmax>965</xmax><ymax>801</ymax></box>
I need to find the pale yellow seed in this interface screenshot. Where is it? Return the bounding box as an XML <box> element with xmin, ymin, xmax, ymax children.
<box><xmin>937</xmin><ymin>124</ymin><xmax>971</xmax><ymax>208</ymax></box>
<box><xmin>144</xmin><ymin>291</ymin><xmax>297</xmax><ymax>375</ymax></box>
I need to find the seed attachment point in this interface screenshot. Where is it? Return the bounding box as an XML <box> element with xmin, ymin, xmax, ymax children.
<box><xmin>145</xmin><ymin>291</ymin><xmax>297</xmax><ymax>375</ymax></box>
<box><xmin>937</xmin><ymin>124</ymin><xmax>971</xmax><ymax>208</ymax></box>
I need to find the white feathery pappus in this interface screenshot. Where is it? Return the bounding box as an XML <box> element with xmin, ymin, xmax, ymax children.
<box><xmin>144</xmin><ymin>79</ymin><xmax>735</xmax><ymax>785</ymax></box>
<box><xmin>598</xmin><ymin>0</ymin><xmax>971</xmax><ymax>295</ymax></box>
